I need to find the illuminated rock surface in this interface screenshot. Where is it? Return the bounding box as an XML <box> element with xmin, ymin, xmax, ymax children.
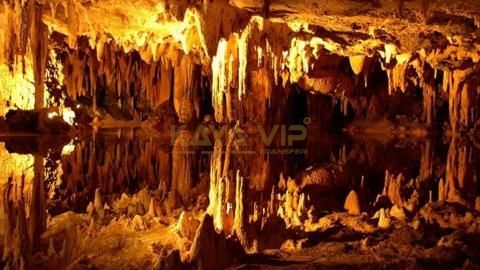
<box><xmin>1</xmin><ymin>0</ymin><xmax>480</xmax><ymax>269</ymax></box>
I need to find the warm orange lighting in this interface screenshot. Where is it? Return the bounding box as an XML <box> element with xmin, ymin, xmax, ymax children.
<box><xmin>0</xmin><ymin>61</ymin><xmax>36</xmax><ymax>116</ymax></box>
<box><xmin>61</xmin><ymin>107</ymin><xmax>76</xmax><ymax>126</ymax></box>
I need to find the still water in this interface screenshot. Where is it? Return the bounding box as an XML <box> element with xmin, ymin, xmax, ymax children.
<box><xmin>1</xmin><ymin>126</ymin><xmax>477</xmax><ymax>219</ymax></box>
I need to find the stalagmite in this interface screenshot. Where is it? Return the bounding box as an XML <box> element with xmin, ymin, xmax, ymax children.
<box><xmin>94</xmin><ymin>188</ymin><xmax>104</xmax><ymax>218</ymax></box>
<box><xmin>383</xmin><ymin>171</ymin><xmax>405</xmax><ymax>207</ymax></box>
<box><xmin>344</xmin><ymin>190</ymin><xmax>361</xmax><ymax>215</ymax></box>
<box><xmin>86</xmin><ymin>218</ymin><xmax>96</xmax><ymax>236</ymax></box>
<box><xmin>390</xmin><ymin>205</ymin><xmax>406</xmax><ymax>221</ymax></box>
<box><xmin>176</xmin><ymin>211</ymin><xmax>200</xmax><ymax>241</ymax></box>
<box><xmin>438</xmin><ymin>178</ymin><xmax>446</xmax><ymax>201</ymax></box>
<box><xmin>189</xmin><ymin>214</ymin><xmax>232</xmax><ymax>270</ymax></box>
<box><xmin>277</xmin><ymin>180</ymin><xmax>305</xmax><ymax>228</ymax></box>
<box><xmin>147</xmin><ymin>198</ymin><xmax>156</xmax><ymax>217</ymax></box>
<box><xmin>378</xmin><ymin>208</ymin><xmax>391</xmax><ymax>229</ymax></box>
<box><xmin>94</xmin><ymin>188</ymin><xmax>103</xmax><ymax>210</ymax></box>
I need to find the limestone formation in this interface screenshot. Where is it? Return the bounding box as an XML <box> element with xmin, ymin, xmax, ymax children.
<box><xmin>378</xmin><ymin>208</ymin><xmax>392</xmax><ymax>229</ymax></box>
<box><xmin>344</xmin><ymin>190</ymin><xmax>361</xmax><ymax>215</ymax></box>
<box><xmin>1</xmin><ymin>0</ymin><xmax>480</xmax><ymax>269</ymax></box>
<box><xmin>189</xmin><ymin>214</ymin><xmax>233</xmax><ymax>270</ymax></box>
<box><xmin>390</xmin><ymin>205</ymin><xmax>407</xmax><ymax>221</ymax></box>
<box><xmin>176</xmin><ymin>211</ymin><xmax>200</xmax><ymax>241</ymax></box>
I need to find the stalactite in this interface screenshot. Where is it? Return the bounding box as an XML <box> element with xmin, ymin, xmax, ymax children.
<box><xmin>349</xmin><ymin>55</ymin><xmax>367</xmax><ymax>75</ymax></box>
<box><xmin>158</xmin><ymin>149</ymin><xmax>172</xmax><ymax>199</ymax></box>
<box><xmin>238</xmin><ymin>16</ymin><xmax>264</xmax><ymax>100</ymax></box>
<box><xmin>173</xmin><ymin>53</ymin><xmax>199</xmax><ymax>123</ymax></box>
<box><xmin>1</xmin><ymin>0</ymin><xmax>32</xmax><ymax>67</ymax></box>
<box><xmin>286</xmin><ymin>38</ymin><xmax>310</xmax><ymax>83</ymax></box>
<box><xmin>408</xmin><ymin>57</ymin><xmax>438</xmax><ymax>126</ymax></box>
<box><xmin>2</xmin><ymin>178</ymin><xmax>14</xmax><ymax>261</ymax></box>
<box><xmin>386</xmin><ymin>63</ymin><xmax>408</xmax><ymax>95</ymax></box>
<box><xmin>58</xmin><ymin>134</ymin><xmax>169</xmax><ymax>207</ymax></box>
<box><xmin>30</xmin><ymin>3</ymin><xmax>49</xmax><ymax>109</ymax></box>
<box><xmin>199</xmin><ymin>0</ymin><xmax>241</xmax><ymax>57</ymax></box>
<box><xmin>445</xmin><ymin>139</ymin><xmax>476</xmax><ymax>205</ymax></box>
<box><xmin>247</xmin><ymin>67</ymin><xmax>273</xmax><ymax>124</ymax></box>
<box><xmin>29</xmin><ymin>155</ymin><xmax>46</xmax><ymax>252</ymax></box>
<box><xmin>233</xmin><ymin>170</ymin><xmax>247</xmax><ymax>247</ymax></box>
<box><xmin>419</xmin><ymin>140</ymin><xmax>434</xmax><ymax>183</ymax></box>
<box><xmin>159</xmin><ymin>58</ymin><xmax>173</xmax><ymax>106</ymax></box>
<box><xmin>381</xmin><ymin>44</ymin><xmax>398</xmax><ymax>65</ymax></box>
<box><xmin>1</xmin><ymin>177</ymin><xmax>32</xmax><ymax>269</ymax></box>
<box><xmin>444</xmin><ymin>67</ymin><xmax>478</xmax><ymax>132</ymax></box>
<box><xmin>212</xmin><ymin>38</ymin><xmax>228</xmax><ymax>123</ymax></box>
<box><xmin>172</xmin><ymin>130</ymin><xmax>195</xmax><ymax>205</ymax></box>
<box><xmin>211</xmin><ymin>33</ymin><xmax>242</xmax><ymax>123</ymax></box>
<box><xmin>64</xmin><ymin>50</ymin><xmax>87</xmax><ymax>100</ymax></box>
<box><xmin>1</xmin><ymin>3</ymin><xmax>15</xmax><ymax>67</ymax></box>
<box><xmin>13</xmin><ymin>198</ymin><xmax>31</xmax><ymax>269</ymax></box>
<box><xmin>423</xmin><ymin>81</ymin><xmax>436</xmax><ymax>126</ymax></box>
<box><xmin>60</xmin><ymin>40</ymin><xmax>190</xmax><ymax>118</ymax></box>
<box><xmin>207</xmin><ymin>137</ymin><xmax>226</xmax><ymax>231</ymax></box>
<box><xmin>460</xmin><ymin>82</ymin><xmax>474</xmax><ymax>129</ymax></box>
<box><xmin>66</xmin><ymin>0</ymin><xmax>79</xmax><ymax>48</ymax></box>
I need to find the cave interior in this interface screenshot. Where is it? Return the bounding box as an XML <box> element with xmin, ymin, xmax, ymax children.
<box><xmin>1</xmin><ymin>0</ymin><xmax>480</xmax><ymax>269</ymax></box>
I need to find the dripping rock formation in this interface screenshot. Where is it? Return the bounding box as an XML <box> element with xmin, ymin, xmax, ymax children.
<box><xmin>0</xmin><ymin>0</ymin><xmax>480</xmax><ymax>269</ymax></box>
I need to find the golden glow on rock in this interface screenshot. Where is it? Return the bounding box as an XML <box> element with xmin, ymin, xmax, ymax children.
<box><xmin>61</xmin><ymin>107</ymin><xmax>76</xmax><ymax>126</ymax></box>
<box><xmin>349</xmin><ymin>55</ymin><xmax>367</xmax><ymax>75</ymax></box>
<box><xmin>61</xmin><ymin>140</ymin><xmax>75</xmax><ymax>156</ymax></box>
<box><xmin>0</xmin><ymin>61</ymin><xmax>36</xmax><ymax>116</ymax></box>
<box><xmin>43</xmin><ymin>1</ymin><xmax>209</xmax><ymax>62</ymax></box>
<box><xmin>46</xmin><ymin>107</ymin><xmax>75</xmax><ymax>125</ymax></box>
<box><xmin>47</xmin><ymin>111</ymin><xmax>58</xmax><ymax>119</ymax></box>
<box><xmin>0</xmin><ymin>143</ymin><xmax>34</xmax><ymax>184</ymax></box>
<box><xmin>286</xmin><ymin>37</ymin><xmax>310</xmax><ymax>83</ymax></box>
<box><xmin>212</xmin><ymin>38</ymin><xmax>228</xmax><ymax>122</ymax></box>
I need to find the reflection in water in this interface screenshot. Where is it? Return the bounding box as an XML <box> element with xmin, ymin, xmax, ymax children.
<box><xmin>0</xmin><ymin>129</ymin><xmax>479</xmax><ymax>268</ymax></box>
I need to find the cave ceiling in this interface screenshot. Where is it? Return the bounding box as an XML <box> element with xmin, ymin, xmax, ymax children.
<box><xmin>3</xmin><ymin>0</ymin><xmax>480</xmax><ymax>65</ymax></box>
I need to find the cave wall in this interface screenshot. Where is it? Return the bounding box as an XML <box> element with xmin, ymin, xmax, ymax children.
<box><xmin>0</xmin><ymin>0</ymin><xmax>479</xmax><ymax>131</ymax></box>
